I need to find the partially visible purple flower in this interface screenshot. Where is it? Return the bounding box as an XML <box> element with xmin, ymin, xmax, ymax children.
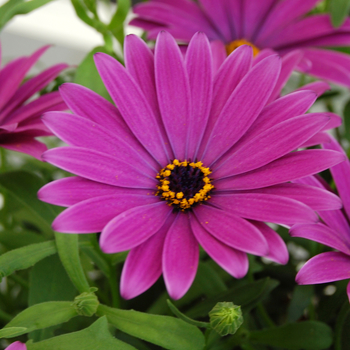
<box><xmin>131</xmin><ymin>0</ymin><xmax>350</xmax><ymax>88</ymax></box>
<box><xmin>292</xmin><ymin>137</ymin><xmax>350</xmax><ymax>301</ymax></box>
<box><xmin>5</xmin><ymin>341</ymin><xmax>26</xmax><ymax>350</ymax></box>
<box><xmin>39</xmin><ymin>32</ymin><xmax>344</xmax><ymax>300</ymax></box>
<box><xmin>0</xmin><ymin>44</ymin><xmax>68</xmax><ymax>159</ymax></box>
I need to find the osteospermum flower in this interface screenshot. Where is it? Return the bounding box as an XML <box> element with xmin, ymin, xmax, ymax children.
<box><xmin>39</xmin><ymin>32</ymin><xmax>344</xmax><ymax>300</ymax></box>
<box><xmin>131</xmin><ymin>0</ymin><xmax>350</xmax><ymax>87</ymax></box>
<box><xmin>291</xmin><ymin>137</ymin><xmax>350</xmax><ymax>301</ymax></box>
<box><xmin>0</xmin><ymin>44</ymin><xmax>67</xmax><ymax>159</ymax></box>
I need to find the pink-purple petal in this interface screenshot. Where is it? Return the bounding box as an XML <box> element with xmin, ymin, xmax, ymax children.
<box><xmin>190</xmin><ymin>215</ymin><xmax>249</xmax><ymax>278</ymax></box>
<box><xmin>194</xmin><ymin>205</ymin><xmax>268</xmax><ymax>256</ymax></box>
<box><xmin>296</xmin><ymin>251</ymin><xmax>350</xmax><ymax>285</ymax></box>
<box><xmin>100</xmin><ymin>202</ymin><xmax>172</xmax><ymax>253</ymax></box>
<box><xmin>163</xmin><ymin>213</ymin><xmax>199</xmax><ymax>300</ymax></box>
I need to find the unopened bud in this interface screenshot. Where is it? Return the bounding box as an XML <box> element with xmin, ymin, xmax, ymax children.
<box><xmin>72</xmin><ymin>287</ymin><xmax>99</xmax><ymax>317</ymax></box>
<box><xmin>209</xmin><ymin>302</ymin><xmax>243</xmax><ymax>336</ymax></box>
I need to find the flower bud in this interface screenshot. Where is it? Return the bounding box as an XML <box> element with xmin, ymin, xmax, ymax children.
<box><xmin>209</xmin><ymin>302</ymin><xmax>243</xmax><ymax>336</ymax></box>
<box><xmin>72</xmin><ymin>287</ymin><xmax>99</xmax><ymax>317</ymax></box>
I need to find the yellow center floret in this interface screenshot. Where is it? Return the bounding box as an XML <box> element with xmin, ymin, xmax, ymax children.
<box><xmin>226</xmin><ymin>39</ymin><xmax>260</xmax><ymax>57</ymax></box>
<box><xmin>156</xmin><ymin>159</ymin><xmax>214</xmax><ymax>211</ymax></box>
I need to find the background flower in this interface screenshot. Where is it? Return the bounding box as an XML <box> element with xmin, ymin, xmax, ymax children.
<box><xmin>0</xmin><ymin>44</ymin><xmax>67</xmax><ymax>159</ymax></box>
<box><xmin>291</xmin><ymin>137</ymin><xmax>350</xmax><ymax>301</ymax></box>
<box><xmin>131</xmin><ymin>0</ymin><xmax>350</xmax><ymax>88</ymax></box>
<box><xmin>39</xmin><ymin>32</ymin><xmax>343</xmax><ymax>300</ymax></box>
<box><xmin>4</xmin><ymin>341</ymin><xmax>26</xmax><ymax>350</ymax></box>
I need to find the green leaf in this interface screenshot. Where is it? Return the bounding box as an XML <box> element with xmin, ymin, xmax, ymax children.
<box><xmin>334</xmin><ymin>301</ymin><xmax>350</xmax><ymax>350</ymax></box>
<box><xmin>287</xmin><ymin>285</ymin><xmax>313</xmax><ymax>323</ymax></box>
<box><xmin>27</xmin><ymin>317</ymin><xmax>136</xmax><ymax>350</ymax></box>
<box><xmin>97</xmin><ymin>304</ymin><xmax>205</xmax><ymax>350</ymax></box>
<box><xmin>83</xmin><ymin>0</ymin><xmax>97</xmax><ymax>17</ymax></box>
<box><xmin>0</xmin><ymin>229</ymin><xmax>45</xmax><ymax>249</ymax></box>
<box><xmin>249</xmin><ymin>321</ymin><xmax>333</xmax><ymax>350</ymax></box>
<box><xmin>330</xmin><ymin>0</ymin><xmax>350</xmax><ymax>27</ymax></box>
<box><xmin>0</xmin><ymin>0</ymin><xmax>53</xmax><ymax>30</ymax></box>
<box><xmin>74</xmin><ymin>46</ymin><xmax>113</xmax><ymax>101</ymax></box>
<box><xmin>186</xmin><ymin>277</ymin><xmax>279</xmax><ymax>319</ymax></box>
<box><xmin>0</xmin><ymin>241</ymin><xmax>57</xmax><ymax>279</ymax></box>
<box><xmin>55</xmin><ymin>232</ymin><xmax>90</xmax><ymax>293</ymax></box>
<box><xmin>108</xmin><ymin>0</ymin><xmax>131</xmax><ymax>46</ymax></box>
<box><xmin>28</xmin><ymin>254</ymin><xmax>77</xmax><ymax>341</ymax></box>
<box><xmin>167</xmin><ymin>300</ymin><xmax>210</xmax><ymax>329</ymax></box>
<box><xmin>0</xmin><ymin>171</ymin><xmax>57</xmax><ymax>235</ymax></box>
<box><xmin>0</xmin><ymin>327</ymin><xmax>27</xmax><ymax>338</ymax></box>
<box><xmin>0</xmin><ymin>302</ymin><xmax>78</xmax><ymax>338</ymax></box>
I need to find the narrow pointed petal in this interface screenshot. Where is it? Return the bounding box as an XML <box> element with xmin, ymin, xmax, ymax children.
<box><xmin>155</xmin><ymin>31</ymin><xmax>191</xmax><ymax>160</ymax></box>
<box><xmin>0</xmin><ymin>46</ymin><xmax>48</xmax><ymax>110</ymax></box>
<box><xmin>296</xmin><ymin>251</ymin><xmax>350</xmax><ymax>285</ymax></box>
<box><xmin>194</xmin><ymin>205</ymin><xmax>268</xmax><ymax>256</ymax></box>
<box><xmin>42</xmin><ymin>112</ymin><xmax>158</xmax><ymax>171</ymax></box>
<box><xmin>42</xmin><ymin>147</ymin><xmax>156</xmax><ymax>189</ymax></box>
<box><xmin>215</xmin><ymin>149</ymin><xmax>345</xmax><ymax>190</ymax></box>
<box><xmin>243</xmin><ymin>183</ymin><xmax>342</xmax><ymax>211</ymax></box>
<box><xmin>214</xmin><ymin>114</ymin><xmax>329</xmax><ymax>178</ymax></box>
<box><xmin>268</xmin><ymin>50</ymin><xmax>303</xmax><ymax>102</ymax></box>
<box><xmin>52</xmin><ymin>194</ymin><xmax>158</xmax><ymax>233</ymax></box>
<box><xmin>121</xmin><ymin>219</ymin><xmax>172</xmax><ymax>299</ymax></box>
<box><xmin>0</xmin><ymin>134</ymin><xmax>46</xmax><ymax>159</ymax></box>
<box><xmin>185</xmin><ymin>32</ymin><xmax>213</xmax><ymax>158</ymax></box>
<box><xmin>347</xmin><ymin>281</ymin><xmax>350</xmax><ymax>302</ymax></box>
<box><xmin>250</xmin><ymin>221</ymin><xmax>289</xmax><ymax>264</ymax></box>
<box><xmin>100</xmin><ymin>202</ymin><xmax>172</xmax><ymax>253</ymax></box>
<box><xmin>190</xmin><ymin>215</ymin><xmax>248</xmax><ymax>278</ymax></box>
<box><xmin>59</xmin><ymin>83</ymin><xmax>127</xmax><ymax>131</ymax></box>
<box><xmin>94</xmin><ymin>53</ymin><xmax>169</xmax><ymax>165</ymax></box>
<box><xmin>291</xmin><ymin>223</ymin><xmax>350</xmax><ymax>255</ymax></box>
<box><xmin>163</xmin><ymin>214</ymin><xmax>199</xmax><ymax>300</ymax></box>
<box><xmin>299</xmin><ymin>132</ymin><xmax>331</xmax><ymax>148</ymax></box>
<box><xmin>0</xmin><ymin>63</ymin><xmax>67</xmax><ymax>120</ymax></box>
<box><xmin>210</xmin><ymin>40</ymin><xmax>226</xmax><ymax>73</ymax></box>
<box><xmin>211</xmin><ymin>193</ymin><xmax>317</xmax><ymax>225</ymax></box>
<box><xmin>296</xmin><ymin>81</ymin><xmax>330</xmax><ymax>96</ymax></box>
<box><xmin>38</xmin><ymin>177</ymin><xmax>152</xmax><ymax>207</ymax></box>
<box><xmin>202</xmin><ymin>55</ymin><xmax>281</xmax><ymax>165</ymax></box>
<box><xmin>198</xmin><ymin>46</ymin><xmax>253</xmax><ymax>157</ymax></box>
<box><xmin>323</xmin><ymin>137</ymin><xmax>350</xmax><ymax>219</ymax></box>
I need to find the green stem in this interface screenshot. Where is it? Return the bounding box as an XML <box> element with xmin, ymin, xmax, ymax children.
<box><xmin>8</xmin><ymin>274</ymin><xmax>29</xmax><ymax>289</ymax></box>
<box><xmin>0</xmin><ymin>148</ymin><xmax>6</xmax><ymax>172</ymax></box>
<box><xmin>257</xmin><ymin>303</ymin><xmax>275</xmax><ymax>328</ymax></box>
<box><xmin>108</xmin><ymin>273</ymin><xmax>120</xmax><ymax>308</ymax></box>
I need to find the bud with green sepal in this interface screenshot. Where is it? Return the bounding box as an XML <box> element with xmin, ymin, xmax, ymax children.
<box><xmin>209</xmin><ymin>302</ymin><xmax>243</xmax><ymax>336</ymax></box>
<box><xmin>72</xmin><ymin>287</ymin><xmax>99</xmax><ymax>317</ymax></box>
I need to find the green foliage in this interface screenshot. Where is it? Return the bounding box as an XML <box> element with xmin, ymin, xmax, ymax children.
<box><xmin>97</xmin><ymin>304</ymin><xmax>206</xmax><ymax>350</ymax></box>
<box><xmin>0</xmin><ymin>302</ymin><xmax>78</xmax><ymax>338</ymax></box>
<box><xmin>26</xmin><ymin>317</ymin><xmax>137</xmax><ymax>350</ymax></box>
<box><xmin>0</xmin><ymin>0</ymin><xmax>53</xmax><ymax>30</ymax></box>
<box><xmin>249</xmin><ymin>321</ymin><xmax>333</xmax><ymax>350</ymax></box>
<box><xmin>330</xmin><ymin>0</ymin><xmax>350</xmax><ymax>27</ymax></box>
<box><xmin>287</xmin><ymin>285</ymin><xmax>314</xmax><ymax>322</ymax></box>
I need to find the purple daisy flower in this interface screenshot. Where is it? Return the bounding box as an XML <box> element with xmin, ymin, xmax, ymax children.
<box><xmin>4</xmin><ymin>342</ymin><xmax>26</xmax><ymax>350</ymax></box>
<box><xmin>292</xmin><ymin>137</ymin><xmax>350</xmax><ymax>301</ymax></box>
<box><xmin>0</xmin><ymin>44</ymin><xmax>68</xmax><ymax>159</ymax></box>
<box><xmin>39</xmin><ymin>32</ymin><xmax>344</xmax><ymax>300</ymax></box>
<box><xmin>130</xmin><ymin>0</ymin><xmax>350</xmax><ymax>88</ymax></box>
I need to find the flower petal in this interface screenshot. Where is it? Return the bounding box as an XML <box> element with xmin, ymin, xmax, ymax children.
<box><xmin>52</xmin><ymin>194</ymin><xmax>158</xmax><ymax>233</ymax></box>
<box><xmin>291</xmin><ymin>223</ymin><xmax>350</xmax><ymax>255</ymax></box>
<box><xmin>194</xmin><ymin>205</ymin><xmax>268</xmax><ymax>256</ymax></box>
<box><xmin>155</xmin><ymin>31</ymin><xmax>191</xmax><ymax>160</ymax></box>
<box><xmin>163</xmin><ymin>213</ymin><xmax>199</xmax><ymax>300</ymax></box>
<box><xmin>42</xmin><ymin>147</ymin><xmax>156</xmax><ymax>189</ymax></box>
<box><xmin>185</xmin><ymin>32</ymin><xmax>213</xmax><ymax>159</ymax></box>
<box><xmin>120</xmin><ymin>217</ymin><xmax>174</xmax><ymax>299</ymax></box>
<box><xmin>214</xmin><ymin>113</ymin><xmax>329</xmax><ymax>177</ymax></box>
<box><xmin>250</xmin><ymin>221</ymin><xmax>289</xmax><ymax>264</ymax></box>
<box><xmin>215</xmin><ymin>149</ymin><xmax>345</xmax><ymax>190</ymax></box>
<box><xmin>100</xmin><ymin>202</ymin><xmax>172</xmax><ymax>253</ymax></box>
<box><xmin>38</xmin><ymin>177</ymin><xmax>152</xmax><ymax>207</ymax></box>
<box><xmin>296</xmin><ymin>251</ymin><xmax>350</xmax><ymax>285</ymax></box>
<box><xmin>296</xmin><ymin>81</ymin><xmax>330</xmax><ymax>97</ymax></box>
<box><xmin>211</xmin><ymin>193</ymin><xmax>318</xmax><ymax>225</ymax></box>
<box><xmin>5</xmin><ymin>341</ymin><xmax>26</xmax><ymax>350</ymax></box>
<box><xmin>190</xmin><ymin>214</ymin><xmax>248</xmax><ymax>278</ymax></box>
<box><xmin>94</xmin><ymin>52</ymin><xmax>169</xmax><ymax>165</ymax></box>
<box><xmin>202</xmin><ymin>55</ymin><xmax>281</xmax><ymax>165</ymax></box>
